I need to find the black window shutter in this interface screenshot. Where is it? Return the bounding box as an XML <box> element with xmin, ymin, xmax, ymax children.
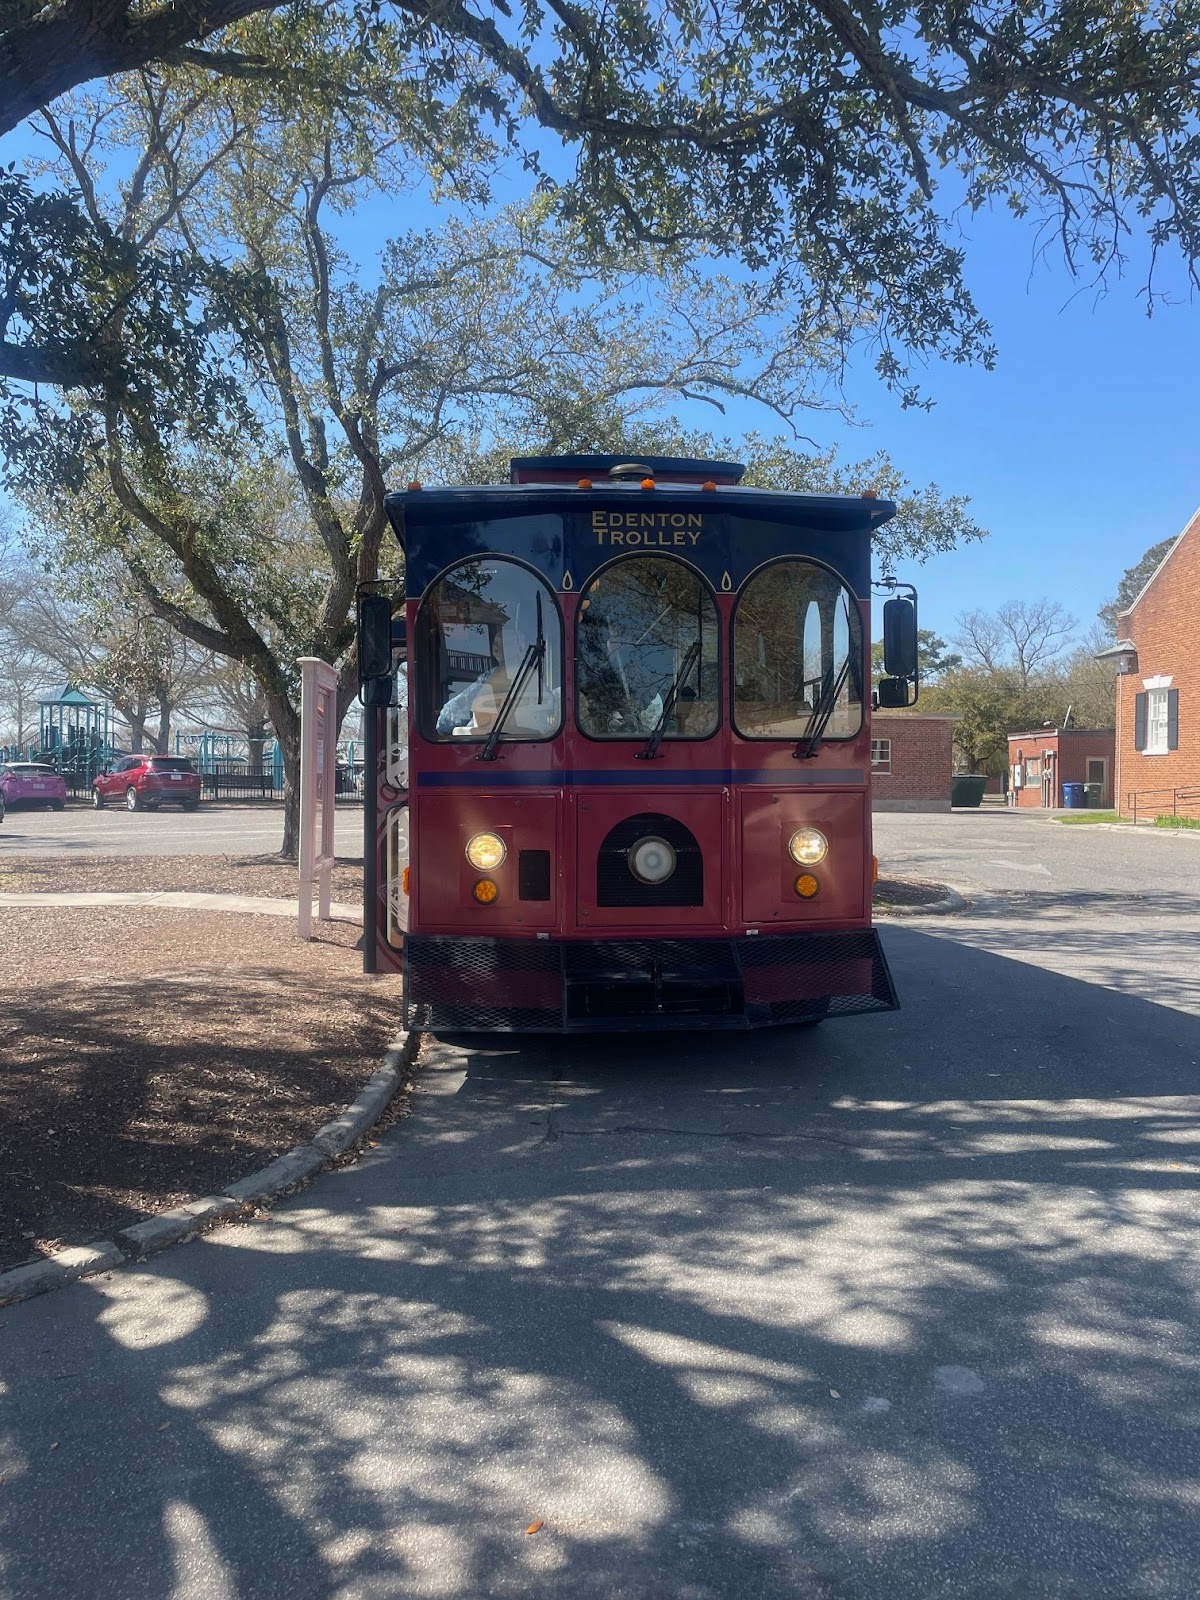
<box><xmin>1167</xmin><ymin>688</ymin><xmax>1179</xmax><ymax>751</ymax></box>
<box><xmin>1134</xmin><ymin>693</ymin><xmax>1148</xmax><ymax>751</ymax></box>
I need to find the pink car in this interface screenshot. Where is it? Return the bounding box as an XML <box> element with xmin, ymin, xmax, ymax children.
<box><xmin>0</xmin><ymin>762</ymin><xmax>67</xmax><ymax>811</ymax></box>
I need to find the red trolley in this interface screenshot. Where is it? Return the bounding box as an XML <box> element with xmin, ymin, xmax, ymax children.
<box><xmin>358</xmin><ymin>453</ymin><xmax>918</xmax><ymax>1032</ymax></box>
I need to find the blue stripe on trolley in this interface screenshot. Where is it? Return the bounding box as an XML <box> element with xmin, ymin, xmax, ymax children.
<box><xmin>416</xmin><ymin>769</ymin><xmax>865</xmax><ymax>787</ymax></box>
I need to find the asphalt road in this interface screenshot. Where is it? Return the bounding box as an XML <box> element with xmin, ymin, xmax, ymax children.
<box><xmin>0</xmin><ymin>801</ymin><xmax>365</xmax><ymax>859</ymax></box>
<box><xmin>2</xmin><ymin>810</ymin><xmax>1199</xmax><ymax>1598</ymax></box>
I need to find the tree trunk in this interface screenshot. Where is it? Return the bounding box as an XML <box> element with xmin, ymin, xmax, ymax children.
<box><xmin>153</xmin><ymin>694</ymin><xmax>171</xmax><ymax>754</ymax></box>
<box><xmin>128</xmin><ymin>696</ymin><xmax>147</xmax><ymax>752</ymax></box>
<box><xmin>247</xmin><ymin>718</ymin><xmax>266</xmax><ymax>768</ymax></box>
<box><xmin>266</xmin><ymin>692</ymin><xmax>301</xmax><ymax>861</ymax></box>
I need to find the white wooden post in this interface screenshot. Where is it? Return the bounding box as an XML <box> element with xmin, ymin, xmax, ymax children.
<box><xmin>298</xmin><ymin>657</ymin><xmax>340</xmax><ymax>939</ymax></box>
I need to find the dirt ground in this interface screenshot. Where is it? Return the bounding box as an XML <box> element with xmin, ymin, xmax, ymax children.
<box><xmin>0</xmin><ymin>856</ymin><xmax>403</xmax><ymax>1274</ymax></box>
<box><xmin>0</xmin><ymin>852</ymin><xmax>363</xmax><ymax>900</ymax></box>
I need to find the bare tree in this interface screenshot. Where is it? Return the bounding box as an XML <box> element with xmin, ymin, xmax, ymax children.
<box><xmin>954</xmin><ymin>599</ymin><xmax>1077</xmax><ymax>689</ymax></box>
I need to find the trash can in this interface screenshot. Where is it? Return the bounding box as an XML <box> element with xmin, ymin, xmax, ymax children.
<box><xmin>951</xmin><ymin>774</ymin><xmax>988</xmax><ymax>808</ymax></box>
<box><xmin>1062</xmin><ymin>782</ymin><xmax>1085</xmax><ymax>809</ymax></box>
<box><xmin>1082</xmin><ymin>782</ymin><xmax>1103</xmax><ymax>808</ymax></box>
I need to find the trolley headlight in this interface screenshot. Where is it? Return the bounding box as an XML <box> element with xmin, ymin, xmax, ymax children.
<box><xmin>466</xmin><ymin>832</ymin><xmax>506</xmax><ymax>871</ymax></box>
<box><xmin>628</xmin><ymin>835</ymin><xmax>677</xmax><ymax>885</ymax></box>
<box><xmin>788</xmin><ymin>827</ymin><xmax>828</xmax><ymax>866</ymax></box>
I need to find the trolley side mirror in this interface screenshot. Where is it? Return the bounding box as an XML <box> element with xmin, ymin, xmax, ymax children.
<box><xmin>358</xmin><ymin>592</ymin><xmax>393</xmax><ymax>680</ymax></box>
<box><xmin>882</xmin><ymin>596</ymin><xmax>918</xmax><ymax>680</ymax></box>
<box><xmin>876</xmin><ymin>677</ymin><xmax>913</xmax><ymax>709</ymax></box>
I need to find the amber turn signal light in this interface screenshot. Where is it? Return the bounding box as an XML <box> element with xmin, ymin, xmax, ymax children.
<box><xmin>472</xmin><ymin>879</ymin><xmax>499</xmax><ymax>905</ymax></box>
<box><xmin>794</xmin><ymin>874</ymin><xmax>820</xmax><ymax>899</ymax></box>
<box><xmin>402</xmin><ymin>866</ymin><xmax>411</xmax><ymax>896</ymax></box>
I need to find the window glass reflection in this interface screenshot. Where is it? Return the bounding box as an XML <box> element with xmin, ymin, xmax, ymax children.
<box><xmin>418</xmin><ymin>559</ymin><xmax>563</xmax><ymax>741</ymax></box>
<box><xmin>733</xmin><ymin>562</ymin><xmax>863</xmax><ymax>740</ymax></box>
<box><xmin>576</xmin><ymin>558</ymin><xmax>719</xmax><ymax>740</ymax></box>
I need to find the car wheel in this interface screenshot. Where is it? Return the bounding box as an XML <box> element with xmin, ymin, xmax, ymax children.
<box><xmin>182</xmin><ymin>801</ymin><xmax>199</xmax><ymax>812</ymax></box>
<box><xmin>92</xmin><ymin>788</ymin><xmax>105</xmax><ymax>809</ymax></box>
<box><xmin>51</xmin><ymin>801</ymin><xmax>65</xmax><ymax>811</ymax></box>
<box><xmin>126</xmin><ymin>787</ymin><xmax>142</xmax><ymax>812</ymax></box>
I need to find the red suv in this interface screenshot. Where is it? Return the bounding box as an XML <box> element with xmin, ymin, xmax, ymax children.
<box><xmin>92</xmin><ymin>755</ymin><xmax>202</xmax><ymax>812</ymax></box>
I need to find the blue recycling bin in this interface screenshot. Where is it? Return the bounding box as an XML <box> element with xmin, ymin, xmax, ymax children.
<box><xmin>1062</xmin><ymin>782</ymin><xmax>1085</xmax><ymax>809</ymax></box>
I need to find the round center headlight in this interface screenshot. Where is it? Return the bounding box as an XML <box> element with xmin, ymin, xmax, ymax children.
<box><xmin>788</xmin><ymin>827</ymin><xmax>828</xmax><ymax>865</ymax></box>
<box><xmin>628</xmin><ymin>835</ymin><xmax>677</xmax><ymax>885</ymax></box>
<box><xmin>466</xmin><ymin>832</ymin><xmax>506</xmax><ymax>871</ymax></box>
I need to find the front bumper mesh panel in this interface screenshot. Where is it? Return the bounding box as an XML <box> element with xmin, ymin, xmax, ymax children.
<box><xmin>405</xmin><ymin>929</ymin><xmax>898</xmax><ymax>1033</ymax></box>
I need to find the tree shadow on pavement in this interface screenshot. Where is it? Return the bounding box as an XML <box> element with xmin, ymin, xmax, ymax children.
<box><xmin>1</xmin><ymin>926</ymin><xmax>1199</xmax><ymax>1598</ymax></box>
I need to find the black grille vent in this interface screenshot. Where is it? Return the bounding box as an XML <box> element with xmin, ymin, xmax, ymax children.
<box><xmin>596</xmin><ymin>812</ymin><xmax>703</xmax><ymax>907</ymax></box>
<box><xmin>518</xmin><ymin>849</ymin><xmax>551</xmax><ymax>901</ymax></box>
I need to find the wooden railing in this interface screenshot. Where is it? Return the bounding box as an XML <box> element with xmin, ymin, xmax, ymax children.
<box><xmin>1126</xmin><ymin>786</ymin><xmax>1200</xmax><ymax>823</ymax></box>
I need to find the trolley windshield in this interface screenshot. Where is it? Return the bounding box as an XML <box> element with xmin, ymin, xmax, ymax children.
<box><xmin>417</xmin><ymin>558</ymin><xmax>564</xmax><ymax>742</ymax></box>
<box><xmin>576</xmin><ymin>556</ymin><xmax>719</xmax><ymax>740</ymax></box>
<box><xmin>732</xmin><ymin>560</ymin><xmax>864</xmax><ymax>740</ymax></box>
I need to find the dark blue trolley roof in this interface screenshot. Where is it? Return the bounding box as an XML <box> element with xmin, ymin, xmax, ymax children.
<box><xmin>385</xmin><ymin>458</ymin><xmax>895</xmax><ymax>599</ymax></box>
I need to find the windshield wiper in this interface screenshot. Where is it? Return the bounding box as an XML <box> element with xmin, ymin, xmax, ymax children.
<box><xmin>637</xmin><ymin>639</ymin><xmax>701</xmax><ymax>761</ymax></box>
<box><xmin>793</xmin><ymin>656</ymin><xmax>850</xmax><ymax>760</ymax></box>
<box><xmin>478</xmin><ymin>593</ymin><xmax>545</xmax><ymax>762</ymax></box>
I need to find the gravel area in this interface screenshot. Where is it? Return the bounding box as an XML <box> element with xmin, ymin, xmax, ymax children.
<box><xmin>0</xmin><ymin>904</ymin><xmax>402</xmax><ymax>1273</ymax></box>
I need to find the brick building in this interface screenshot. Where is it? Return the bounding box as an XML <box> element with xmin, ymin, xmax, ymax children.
<box><xmin>1005</xmin><ymin>727</ymin><xmax>1115</xmax><ymax>808</ymax></box>
<box><xmin>1096</xmin><ymin>507</ymin><xmax>1200</xmax><ymax>817</ymax></box>
<box><xmin>870</xmin><ymin>712</ymin><xmax>958</xmax><ymax>811</ymax></box>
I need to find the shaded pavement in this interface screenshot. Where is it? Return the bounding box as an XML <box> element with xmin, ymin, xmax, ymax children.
<box><xmin>2</xmin><ymin>906</ymin><xmax>1199</xmax><ymax>1598</ymax></box>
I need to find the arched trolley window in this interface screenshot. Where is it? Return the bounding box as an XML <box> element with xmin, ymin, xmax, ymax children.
<box><xmin>417</xmin><ymin>558</ymin><xmax>564</xmax><ymax>742</ymax></box>
<box><xmin>732</xmin><ymin>560</ymin><xmax>864</xmax><ymax>740</ymax></box>
<box><xmin>576</xmin><ymin>557</ymin><xmax>719</xmax><ymax>741</ymax></box>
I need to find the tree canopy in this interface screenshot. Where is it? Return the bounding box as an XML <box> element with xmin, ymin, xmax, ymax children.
<box><xmin>1099</xmin><ymin>536</ymin><xmax>1179</xmax><ymax>633</ymax></box>
<box><xmin>5</xmin><ymin>0</ymin><xmax>1200</xmax><ymax>421</ymax></box>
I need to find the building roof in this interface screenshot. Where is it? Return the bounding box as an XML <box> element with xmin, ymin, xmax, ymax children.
<box><xmin>1117</xmin><ymin>505</ymin><xmax>1200</xmax><ymax>626</ymax></box>
<box><xmin>38</xmin><ymin>685</ymin><xmax>99</xmax><ymax>706</ymax></box>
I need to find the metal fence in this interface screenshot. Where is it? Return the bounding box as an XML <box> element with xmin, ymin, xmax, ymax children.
<box><xmin>54</xmin><ymin>758</ymin><xmax>363</xmax><ymax>802</ymax></box>
<box><xmin>1126</xmin><ymin>785</ymin><xmax>1200</xmax><ymax>823</ymax></box>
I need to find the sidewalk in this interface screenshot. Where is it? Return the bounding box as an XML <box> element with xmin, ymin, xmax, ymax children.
<box><xmin>0</xmin><ymin>888</ymin><xmax>362</xmax><ymax>918</ymax></box>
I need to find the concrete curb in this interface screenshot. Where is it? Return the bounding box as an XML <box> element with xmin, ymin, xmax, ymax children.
<box><xmin>0</xmin><ymin>1030</ymin><xmax>421</xmax><ymax>1309</ymax></box>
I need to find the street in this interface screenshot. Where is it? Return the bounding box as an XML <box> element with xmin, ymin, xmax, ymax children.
<box><xmin>0</xmin><ymin>801</ymin><xmax>364</xmax><ymax>859</ymax></box>
<box><xmin>1</xmin><ymin>812</ymin><xmax>1199</xmax><ymax>1597</ymax></box>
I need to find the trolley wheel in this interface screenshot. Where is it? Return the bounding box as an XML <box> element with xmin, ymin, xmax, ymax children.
<box><xmin>91</xmin><ymin>788</ymin><xmax>104</xmax><ymax>809</ymax></box>
<box><xmin>126</xmin><ymin>787</ymin><xmax>142</xmax><ymax>812</ymax></box>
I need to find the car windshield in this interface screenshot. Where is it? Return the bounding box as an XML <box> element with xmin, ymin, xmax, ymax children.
<box><xmin>733</xmin><ymin>560</ymin><xmax>864</xmax><ymax>740</ymax></box>
<box><xmin>576</xmin><ymin>557</ymin><xmax>719</xmax><ymax>740</ymax></box>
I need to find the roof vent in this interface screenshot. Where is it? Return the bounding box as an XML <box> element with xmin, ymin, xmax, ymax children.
<box><xmin>608</xmin><ymin>462</ymin><xmax>654</xmax><ymax>481</ymax></box>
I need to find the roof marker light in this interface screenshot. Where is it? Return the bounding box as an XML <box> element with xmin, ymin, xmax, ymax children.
<box><xmin>578</xmin><ymin>478</ymin><xmax>593</xmax><ymax>489</ymax></box>
<box><xmin>702</xmin><ymin>480</ymin><xmax>717</xmax><ymax>491</ymax></box>
<box><xmin>641</xmin><ymin>477</ymin><xmax>655</xmax><ymax>490</ymax></box>
<box><xmin>860</xmin><ymin>489</ymin><xmax>878</xmax><ymax>500</ymax></box>
<box><xmin>407</xmin><ymin>480</ymin><xmax>423</xmax><ymax>491</ymax></box>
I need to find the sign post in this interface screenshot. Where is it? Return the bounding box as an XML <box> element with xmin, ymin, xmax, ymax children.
<box><xmin>298</xmin><ymin>657</ymin><xmax>339</xmax><ymax>939</ymax></box>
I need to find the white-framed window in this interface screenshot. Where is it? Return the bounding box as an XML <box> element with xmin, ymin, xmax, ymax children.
<box><xmin>1027</xmin><ymin>758</ymin><xmax>1040</xmax><ymax>780</ymax></box>
<box><xmin>871</xmin><ymin>738</ymin><xmax>892</xmax><ymax>774</ymax></box>
<box><xmin>1146</xmin><ymin>687</ymin><xmax>1170</xmax><ymax>754</ymax></box>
